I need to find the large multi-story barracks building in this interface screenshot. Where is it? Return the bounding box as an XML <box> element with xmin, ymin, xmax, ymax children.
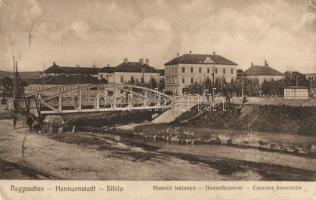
<box><xmin>164</xmin><ymin>52</ymin><xmax>238</xmax><ymax>95</ymax></box>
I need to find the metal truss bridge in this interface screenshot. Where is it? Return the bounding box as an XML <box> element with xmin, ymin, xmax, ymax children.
<box><xmin>24</xmin><ymin>84</ymin><xmax>173</xmax><ymax>116</ymax></box>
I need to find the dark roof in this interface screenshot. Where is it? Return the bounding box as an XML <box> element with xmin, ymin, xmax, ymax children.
<box><xmin>165</xmin><ymin>54</ymin><xmax>237</xmax><ymax>66</ymax></box>
<box><xmin>98</xmin><ymin>66</ymin><xmax>115</xmax><ymax>73</ymax></box>
<box><xmin>114</xmin><ymin>62</ymin><xmax>157</xmax><ymax>73</ymax></box>
<box><xmin>31</xmin><ymin>75</ymin><xmax>105</xmax><ymax>85</ymax></box>
<box><xmin>244</xmin><ymin>65</ymin><xmax>283</xmax><ymax>76</ymax></box>
<box><xmin>43</xmin><ymin>63</ymin><xmax>101</xmax><ymax>75</ymax></box>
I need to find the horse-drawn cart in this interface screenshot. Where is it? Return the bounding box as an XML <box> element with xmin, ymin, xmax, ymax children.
<box><xmin>41</xmin><ymin>115</ymin><xmax>65</xmax><ymax>134</ymax></box>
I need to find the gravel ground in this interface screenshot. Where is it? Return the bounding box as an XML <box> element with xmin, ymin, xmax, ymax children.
<box><xmin>0</xmin><ymin>118</ymin><xmax>315</xmax><ymax>180</ymax></box>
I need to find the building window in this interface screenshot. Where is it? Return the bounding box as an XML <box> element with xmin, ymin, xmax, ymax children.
<box><xmin>215</xmin><ymin>68</ymin><xmax>218</xmax><ymax>73</ymax></box>
<box><xmin>231</xmin><ymin>78</ymin><xmax>233</xmax><ymax>83</ymax></box>
<box><xmin>191</xmin><ymin>67</ymin><xmax>193</xmax><ymax>73</ymax></box>
<box><xmin>182</xmin><ymin>78</ymin><xmax>185</xmax><ymax>84</ymax></box>
<box><xmin>207</xmin><ymin>68</ymin><xmax>210</xmax><ymax>73</ymax></box>
<box><xmin>182</xmin><ymin>67</ymin><xmax>185</xmax><ymax>73</ymax></box>
<box><xmin>223</xmin><ymin>68</ymin><xmax>226</xmax><ymax>74</ymax></box>
<box><xmin>191</xmin><ymin>77</ymin><xmax>194</xmax><ymax>84</ymax></box>
<box><xmin>231</xmin><ymin>69</ymin><xmax>234</xmax><ymax>74</ymax></box>
<box><xmin>199</xmin><ymin>67</ymin><xmax>202</xmax><ymax>73</ymax></box>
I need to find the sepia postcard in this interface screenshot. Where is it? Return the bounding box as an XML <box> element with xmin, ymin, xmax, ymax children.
<box><xmin>0</xmin><ymin>0</ymin><xmax>316</xmax><ymax>199</ymax></box>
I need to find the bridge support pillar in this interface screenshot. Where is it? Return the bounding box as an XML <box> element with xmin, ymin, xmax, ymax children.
<box><xmin>58</xmin><ymin>94</ymin><xmax>62</xmax><ymax>113</ymax></box>
<box><xmin>96</xmin><ymin>95</ymin><xmax>100</xmax><ymax>111</ymax></box>
<box><xmin>78</xmin><ymin>86</ymin><xmax>82</xmax><ymax>111</ymax></box>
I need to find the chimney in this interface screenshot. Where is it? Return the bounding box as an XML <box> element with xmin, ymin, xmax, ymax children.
<box><xmin>76</xmin><ymin>64</ymin><xmax>80</xmax><ymax>67</ymax></box>
<box><xmin>189</xmin><ymin>50</ymin><xmax>192</xmax><ymax>54</ymax></box>
<box><xmin>213</xmin><ymin>51</ymin><xmax>216</xmax><ymax>56</ymax></box>
<box><xmin>124</xmin><ymin>58</ymin><xmax>128</xmax><ymax>64</ymax></box>
<box><xmin>107</xmin><ymin>64</ymin><xmax>110</xmax><ymax>67</ymax></box>
<box><xmin>53</xmin><ymin>61</ymin><xmax>56</xmax><ymax>66</ymax></box>
<box><xmin>92</xmin><ymin>64</ymin><xmax>96</xmax><ymax>68</ymax></box>
<box><xmin>177</xmin><ymin>52</ymin><xmax>180</xmax><ymax>57</ymax></box>
<box><xmin>145</xmin><ymin>59</ymin><xmax>149</xmax><ymax>65</ymax></box>
<box><xmin>264</xmin><ymin>60</ymin><xmax>268</xmax><ymax>66</ymax></box>
<box><xmin>251</xmin><ymin>62</ymin><xmax>254</xmax><ymax>67</ymax></box>
<box><xmin>139</xmin><ymin>58</ymin><xmax>144</xmax><ymax>65</ymax></box>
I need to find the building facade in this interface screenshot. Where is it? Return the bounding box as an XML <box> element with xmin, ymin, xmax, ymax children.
<box><xmin>164</xmin><ymin>52</ymin><xmax>238</xmax><ymax>95</ymax></box>
<box><xmin>305</xmin><ymin>73</ymin><xmax>316</xmax><ymax>81</ymax></box>
<box><xmin>98</xmin><ymin>58</ymin><xmax>160</xmax><ymax>85</ymax></box>
<box><xmin>244</xmin><ymin>61</ymin><xmax>284</xmax><ymax>85</ymax></box>
<box><xmin>25</xmin><ymin>62</ymin><xmax>103</xmax><ymax>94</ymax></box>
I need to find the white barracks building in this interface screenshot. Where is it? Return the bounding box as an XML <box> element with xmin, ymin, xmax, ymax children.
<box><xmin>164</xmin><ymin>52</ymin><xmax>238</xmax><ymax>95</ymax></box>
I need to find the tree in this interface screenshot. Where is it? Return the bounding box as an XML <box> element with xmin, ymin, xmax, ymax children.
<box><xmin>283</xmin><ymin>71</ymin><xmax>309</xmax><ymax>87</ymax></box>
<box><xmin>244</xmin><ymin>78</ymin><xmax>260</xmax><ymax>96</ymax></box>
<box><xmin>185</xmin><ymin>82</ymin><xmax>203</xmax><ymax>94</ymax></box>
<box><xmin>0</xmin><ymin>77</ymin><xmax>13</xmax><ymax>96</ymax></box>
<box><xmin>158</xmin><ymin>78</ymin><xmax>165</xmax><ymax>92</ymax></box>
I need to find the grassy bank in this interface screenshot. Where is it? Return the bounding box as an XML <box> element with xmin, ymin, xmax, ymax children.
<box><xmin>132</xmin><ymin>104</ymin><xmax>316</xmax><ymax>157</ymax></box>
<box><xmin>175</xmin><ymin>103</ymin><xmax>316</xmax><ymax>135</ymax></box>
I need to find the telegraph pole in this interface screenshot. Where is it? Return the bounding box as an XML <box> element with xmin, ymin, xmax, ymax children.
<box><xmin>12</xmin><ymin>56</ymin><xmax>16</xmax><ymax>101</ymax></box>
<box><xmin>241</xmin><ymin>71</ymin><xmax>244</xmax><ymax>98</ymax></box>
<box><xmin>212</xmin><ymin>67</ymin><xmax>216</xmax><ymax>110</ymax></box>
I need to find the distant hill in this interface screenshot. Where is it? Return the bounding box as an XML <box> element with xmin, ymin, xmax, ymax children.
<box><xmin>0</xmin><ymin>71</ymin><xmax>40</xmax><ymax>80</ymax></box>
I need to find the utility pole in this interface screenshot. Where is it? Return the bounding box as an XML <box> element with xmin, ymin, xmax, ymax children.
<box><xmin>203</xmin><ymin>73</ymin><xmax>206</xmax><ymax>93</ymax></box>
<box><xmin>12</xmin><ymin>56</ymin><xmax>16</xmax><ymax>101</ymax></box>
<box><xmin>212</xmin><ymin>67</ymin><xmax>216</xmax><ymax>110</ymax></box>
<box><xmin>156</xmin><ymin>67</ymin><xmax>159</xmax><ymax>90</ymax></box>
<box><xmin>241</xmin><ymin>71</ymin><xmax>244</xmax><ymax>98</ymax></box>
<box><xmin>220</xmin><ymin>75</ymin><xmax>223</xmax><ymax>92</ymax></box>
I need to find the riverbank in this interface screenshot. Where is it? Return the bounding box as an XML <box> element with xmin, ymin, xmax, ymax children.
<box><xmin>0</xmin><ymin>118</ymin><xmax>315</xmax><ymax>180</ymax></box>
<box><xmin>175</xmin><ymin>103</ymin><xmax>316</xmax><ymax>135</ymax></box>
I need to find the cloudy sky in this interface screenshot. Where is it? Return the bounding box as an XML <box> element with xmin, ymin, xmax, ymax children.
<box><xmin>0</xmin><ymin>0</ymin><xmax>316</xmax><ymax>72</ymax></box>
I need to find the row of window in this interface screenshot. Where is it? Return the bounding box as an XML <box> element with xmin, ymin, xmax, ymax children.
<box><xmin>167</xmin><ymin>76</ymin><xmax>236</xmax><ymax>84</ymax></box>
<box><xmin>181</xmin><ymin>78</ymin><xmax>234</xmax><ymax>84</ymax></box>
<box><xmin>119</xmin><ymin>76</ymin><xmax>158</xmax><ymax>83</ymax></box>
<box><xmin>166</xmin><ymin>76</ymin><xmax>177</xmax><ymax>84</ymax></box>
<box><xmin>308</xmin><ymin>76</ymin><xmax>316</xmax><ymax>81</ymax></box>
<box><xmin>120</xmin><ymin>76</ymin><xmax>145</xmax><ymax>83</ymax></box>
<box><xmin>182</xmin><ymin>67</ymin><xmax>234</xmax><ymax>74</ymax></box>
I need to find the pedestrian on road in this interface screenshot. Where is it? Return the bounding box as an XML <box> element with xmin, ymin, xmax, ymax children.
<box><xmin>26</xmin><ymin>115</ymin><xmax>33</xmax><ymax>131</ymax></box>
<box><xmin>13</xmin><ymin>115</ymin><xmax>17</xmax><ymax>129</ymax></box>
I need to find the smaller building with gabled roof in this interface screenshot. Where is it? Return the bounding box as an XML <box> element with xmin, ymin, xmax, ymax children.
<box><xmin>244</xmin><ymin>60</ymin><xmax>284</xmax><ymax>85</ymax></box>
<box><xmin>102</xmin><ymin>58</ymin><xmax>160</xmax><ymax>85</ymax></box>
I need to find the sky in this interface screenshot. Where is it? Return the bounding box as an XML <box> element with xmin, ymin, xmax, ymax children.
<box><xmin>0</xmin><ymin>0</ymin><xmax>316</xmax><ymax>72</ymax></box>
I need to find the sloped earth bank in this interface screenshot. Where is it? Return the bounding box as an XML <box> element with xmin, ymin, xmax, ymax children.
<box><xmin>0</xmin><ymin>119</ymin><xmax>316</xmax><ymax>180</ymax></box>
<box><xmin>134</xmin><ymin>104</ymin><xmax>316</xmax><ymax>165</ymax></box>
<box><xmin>175</xmin><ymin>104</ymin><xmax>316</xmax><ymax>135</ymax></box>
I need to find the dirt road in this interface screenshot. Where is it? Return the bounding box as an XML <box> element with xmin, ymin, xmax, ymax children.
<box><xmin>0</xmin><ymin>119</ymin><xmax>315</xmax><ymax>180</ymax></box>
